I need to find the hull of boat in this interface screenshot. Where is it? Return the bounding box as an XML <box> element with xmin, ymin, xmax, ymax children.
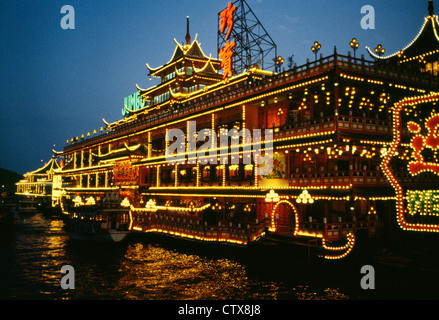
<box><xmin>66</xmin><ymin>229</ymin><xmax>129</xmax><ymax>242</ymax></box>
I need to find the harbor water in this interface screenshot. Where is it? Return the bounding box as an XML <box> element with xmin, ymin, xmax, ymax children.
<box><xmin>1</xmin><ymin>212</ymin><xmax>439</xmax><ymax>302</ymax></box>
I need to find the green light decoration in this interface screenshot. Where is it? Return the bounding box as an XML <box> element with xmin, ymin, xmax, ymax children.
<box><xmin>407</xmin><ymin>190</ymin><xmax>439</xmax><ymax>216</ymax></box>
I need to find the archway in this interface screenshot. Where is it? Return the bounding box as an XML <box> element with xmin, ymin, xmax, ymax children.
<box><xmin>271</xmin><ymin>200</ymin><xmax>299</xmax><ymax>234</ymax></box>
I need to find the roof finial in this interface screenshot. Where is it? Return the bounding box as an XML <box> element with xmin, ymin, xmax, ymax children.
<box><xmin>185</xmin><ymin>16</ymin><xmax>191</xmax><ymax>45</ymax></box>
<box><xmin>429</xmin><ymin>0</ymin><xmax>434</xmax><ymax>16</ymax></box>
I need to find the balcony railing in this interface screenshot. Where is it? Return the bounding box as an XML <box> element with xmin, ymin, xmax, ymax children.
<box><xmin>289</xmin><ymin>170</ymin><xmax>389</xmax><ymax>186</ymax></box>
<box><xmin>131</xmin><ymin>211</ymin><xmax>267</xmax><ymax>244</ymax></box>
<box><xmin>299</xmin><ymin>215</ymin><xmax>379</xmax><ymax>241</ymax></box>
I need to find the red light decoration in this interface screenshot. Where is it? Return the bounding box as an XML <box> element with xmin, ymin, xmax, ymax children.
<box><xmin>219</xmin><ymin>2</ymin><xmax>236</xmax><ymax>40</ymax></box>
<box><xmin>408</xmin><ymin>114</ymin><xmax>439</xmax><ymax>176</ymax></box>
<box><xmin>219</xmin><ymin>41</ymin><xmax>235</xmax><ymax>79</ymax></box>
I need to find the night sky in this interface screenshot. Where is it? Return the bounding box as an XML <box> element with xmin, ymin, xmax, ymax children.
<box><xmin>0</xmin><ymin>0</ymin><xmax>429</xmax><ymax>175</ymax></box>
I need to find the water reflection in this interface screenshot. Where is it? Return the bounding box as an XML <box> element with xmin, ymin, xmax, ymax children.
<box><xmin>116</xmin><ymin>242</ymin><xmax>349</xmax><ymax>300</ymax></box>
<box><xmin>0</xmin><ymin>213</ymin><xmax>350</xmax><ymax>300</ymax></box>
<box><xmin>118</xmin><ymin>243</ymin><xmax>270</xmax><ymax>299</ymax></box>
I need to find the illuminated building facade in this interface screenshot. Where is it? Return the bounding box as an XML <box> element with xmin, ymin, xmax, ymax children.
<box><xmin>42</xmin><ymin>1</ymin><xmax>439</xmax><ymax>257</ymax></box>
<box><xmin>16</xmin><ymin>158</ymin><xmax>60</xmax><ymax>203</ymax></box>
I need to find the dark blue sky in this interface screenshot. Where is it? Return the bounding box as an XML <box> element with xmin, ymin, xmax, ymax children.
<box><xmin>0</xmin><ymin>0</ymin><xmax>430</xmax><ymax>174</ymax></box>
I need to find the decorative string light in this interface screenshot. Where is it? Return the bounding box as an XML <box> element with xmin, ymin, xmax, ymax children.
<box><xmin>381</xmin><ymin>92</ymin><xmax>439</xmax><ymax>232</ymax></box>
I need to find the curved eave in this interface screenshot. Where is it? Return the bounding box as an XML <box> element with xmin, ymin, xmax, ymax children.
<box><xmin>175</xmin><ymin>64</ymin><xmax>186</xmax><ymax>77</ymax></box>
<box><xmin>169</xmin><ymin>86</ymin><xmax>190</xmax><ymax>100</ymax></box>
<box><xmin>27</xmin><ymin>158</ymin><xmax>60</xmax><ymax>175</ymax></box>
<box><xmin>184</xmin><ymin>35</ymin><xmax>211</xmax><ymax>59</ymax></box>
<box><xmin>90</xmin><ymin>143</ymin><xmax>145</xmax><ymax>160</ymax></box>
<box><xmin>136</xmin><ymin>83</ymin><xmax>152</xmax><ymax>93</ymax></box>
<box><xmin>193</xmin><ymin>54</ymin><xmax>219</xmax><ymax>74</ymax></box>
<box><xmin>146</xmin><ymin>35</ymin><xmax>214</xmax><ymax>77</ymax></box>
<box><xmin>102</xmin><ymin>118</ymin><xmax>111</xmax><ymax>127</ymax></box>
<box><xmin>366</xmin><ymin>15</ymin><xmax>439</xmax><ymax>60</ymax></box>
<box><xmin>52</xmin><ymin>149</ymin><xmax>64</xmax><ymax>156</ymax></box>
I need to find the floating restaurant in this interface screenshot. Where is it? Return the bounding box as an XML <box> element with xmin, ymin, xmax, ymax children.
<box><xmin>18</xmin><ymin>1</ymin><xmax>439</xmax><ymax>259</ymax></box>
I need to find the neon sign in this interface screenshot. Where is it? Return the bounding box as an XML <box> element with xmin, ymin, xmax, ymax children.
<box><xmin>219</xmin><ymin>41</ymin><xmax>235</xmax><ymax>79</ymax></box>
<box><xmin>122</xmin><ymin>92</ymin><xmax>146</xmax><ymax>116</ymax></box>
<box><xmin>219</xmin><ymin>2</ymin><xmax>236</xmax><ymax>79</ymax></box>
<box><xmin>219</xmin><ymin>2</ymin><xmax>236</xmax><ymax>40</ymax></box>
<box><xmin>407</xmin><ymin>190</ymin><xmax>439</xmax><ymax>216</ymax></box>
<box><xmin>381</xmin><ymin>93</ymin><xmax>439</xmax><ymax>233</ymax></box>
<box><xmin>407</xmin><ymin>115</ymin><xmax>439</xmax><ymax>175</ymax></box>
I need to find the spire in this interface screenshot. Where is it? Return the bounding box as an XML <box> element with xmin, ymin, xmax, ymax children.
<box><xmin>185</xmin><ymin>16</ymin><xmax>191</xmax><ymax>45</ymax></box>
<box><xmin>429</xmin><ymin>0</ymin><xmax>434</xmax><ymax>16</ymax></box>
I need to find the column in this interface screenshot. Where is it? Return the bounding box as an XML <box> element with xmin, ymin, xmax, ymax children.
<box><xmin>196</xmin><ymin>161</ymin><xmax>200</xmax><ymax>187</ymax></box>
<box><xmin>157</xmin><ymin>165</ymin><xmax>160</xmax><ymax>187</ymax></box>
<box><xmin>148</xmin><ymin>132</ymin><xmax>152</xmax><ymax>158</ymax></box>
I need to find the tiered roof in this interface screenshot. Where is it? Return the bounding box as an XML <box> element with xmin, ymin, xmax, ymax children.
<box><xmin>134</xmin><ymin>18</ymin><xmax>223</xmax><ymax>110</ymax></box>
<box><xmin>367</xmin><ymin>0</ymin><xmax>439</xmax><ymax>66</ymax></box>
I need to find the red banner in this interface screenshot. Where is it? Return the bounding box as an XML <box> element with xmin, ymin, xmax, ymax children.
<box><xmin>114</xmin><ymin>161</ymin><xmax>139</xmax><ymax>186</ymax></box>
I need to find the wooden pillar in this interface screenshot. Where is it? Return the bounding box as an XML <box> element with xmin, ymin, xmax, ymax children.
<box><xmin>148</xmin><ymin>132</ymin><xmax>152</xmax><ymax>158</ymax></box>
<box><xmin>175</xmin><ymin>163</ymin><xmax>178</xmax><ymax>187</ymax></box>
<box><xmin>196</xmin><ymin>161</ymin><xmax>200</xmax><ymax>187</ymax></box>
<box><xmin>157</xmin><ymin>165</ymin><xmax>160</xmax><ymax>187</ymax></box>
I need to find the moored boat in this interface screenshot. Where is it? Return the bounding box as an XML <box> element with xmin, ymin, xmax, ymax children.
<box><xmin>17</xmin><ymin>198</ymin><xmax>37</xmax><ymax>214</ymax></box>
<box><xmin>62</xmin><ymin>206</ymin><xmax>131</xmax><ymax>242</ymax></box>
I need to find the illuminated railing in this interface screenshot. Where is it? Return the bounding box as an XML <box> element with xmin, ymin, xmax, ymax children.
<box><xmin>131</xmin><ymin>210</ymin><xmax>267</xmax><ymax>245</ymax></box>
<box><xmin>337</xmin><ymin>115</ymin><xmax>390</xmax><ymax>134</ymax></box>
<box><xmin>298</xmin><ymin>215</ymin><xmax>378</xmax><ymax>241</ymax></box>
<box><xmin>289</xmin><ymin>171</ymin><xmax>389</xmax><ymax>187</ymax></box>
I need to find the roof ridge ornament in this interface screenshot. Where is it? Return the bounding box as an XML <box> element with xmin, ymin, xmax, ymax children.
<box><xmin>429</xmin><ymin>0</ymin><xmax>434</xmax><ymax>16</ymax></box>
<box><xmin>185</xmin><ymin>16</ymin><xmax>191</xmax><ymax>45</ymax></box>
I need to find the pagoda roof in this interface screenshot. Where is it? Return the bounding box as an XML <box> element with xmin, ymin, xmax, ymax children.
<box><xmin>145</xmin><ymin>35</ymin><xmax>221</xmax><ymax>78</ymax></box>
<box><xmin>25</xmin><ymin>158</ymin><xmax>60</xmax><ymax>176</ymax></box>
<box><xmin>137</xmin><ymin>55</ymin><xmax>221</xmax><ymax>92</ymax></box>
<box><xmin>366</xmin><ymin>8</ymin><xmax>439</xmax><ymax>63</ymax></box>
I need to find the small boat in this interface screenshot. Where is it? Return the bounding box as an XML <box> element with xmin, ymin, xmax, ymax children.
<box><xmin>62</xmin><ymin>206</ymin><xmax>131</xmax><ymax>242</ymax></box>
<box><xmin>17</xmin><ymin>198</ymin><xmax>37</xmax><ymax>214</ymax></box>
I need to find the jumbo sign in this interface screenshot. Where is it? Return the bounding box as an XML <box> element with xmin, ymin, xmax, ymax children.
<box><xmin>122</xmin><ymin>92</ymin><xmax>146</xmax><ymax>116</ymax></box>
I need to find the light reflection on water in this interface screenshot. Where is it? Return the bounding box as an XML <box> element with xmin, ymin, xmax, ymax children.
<box><xmin>116</xmin><ymin>242</ymin><xmax>349</xmax><ymax>300</ymax></box>
<box><xmin>0</xmin><ymin>213</ymin><xmax>349</xmax><ymax>300</ymax></box>
<box><xmin>118</xmin><ymin>243</ymin><xmax>279</xmax><ymax>300</ymax></box>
